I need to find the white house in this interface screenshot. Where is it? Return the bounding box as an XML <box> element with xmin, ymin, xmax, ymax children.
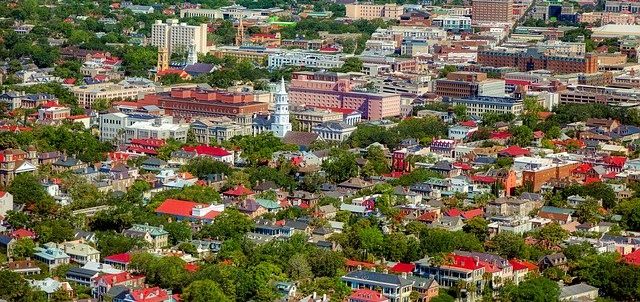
<box><xmin>0</xmin><ymin>192</ymin><xmax>13</xmax><ymax>218</ymax></box>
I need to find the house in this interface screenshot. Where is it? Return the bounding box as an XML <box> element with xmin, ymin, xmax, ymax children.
<box><xmin>6</xmin><ymin>259</ymin><xmax>42</xmax><ymax>275</ymax></box>
<box><xmin>62</xmin><ymin>241</ymin><xmax>101</xmax><ymax>264</ymax></box>
<box><xmin>338</xmin><ymin>178</ymin><xmax>375</xmax><ymax>192</ymax></box>
<box><xmin>52</xmin><ymin>156</ymin><xmax>88</xmax><ymax>172</ymax></box>
<box><xmin>586</xmin><ymin>118</ymin><xmax>619</xmax><ymax>132</ymax></box>
<box><xmin>103</xmin><ymin>253</ymin><xmax>131</xmax><ymax>270</ymax></box>
<box><xmin>317</xmin><ymin>204</ymin><xmax>338</xmax><ymax>219</ymax></box>
<box><xmin>181</xmin><ymin>145</ymin><xmax>234</xmax><ymax>164</ymax></box>
<box><xmin>275</xmin><ymin>281</ymin><xmax>297</xmax><ymax>298</ymax></box>
<box><xmin>236</xmin><ymin>199</ymin><xmax>267</xmax><ymax>218</ymax></box>
<box><xmin>486</xmin><ymin>197</ymin><xmax>541</xmax><ymax>217</ymax></box>
<box><xmin>29</xmin><ymin>278</ymin><xmax>73</xmax><ymax>300</ymax></box>
<box><xmin>255</xmin><ymin>198</ymin><xmax>281</xmax><ymax>213</ymax></box>
<box><xmin>155</xmin><ymin>199</ymin><xmax>224</xmax><ymax>224</ymax></box>
<box><xmin>341</xmin><ymin>270</ymin><xmax>414</xmax><ymax>302</ymax></box>
<box><xmin>413</xmin><ymin>254</ymin><xmax>485</xmax><ymax>301</ymax></box>
<box><xmin>0</xmin><ymin>191</ymin><xmax>13</xmax><ymax>218</ymax></box>
<box><xmin>559</xmin><ymin>283</ymin><xmax>599</xmax><ymax>301</ymax></box>
<box><xmin>0</xmin><ymin>148</ymin><xmax>37</xmax><ymax>187</ymax></box>
<box><xmin>538</xmin><ymin>253</ymin><xmax>568</xmax><ymax>270</ymax></box>
<box><xmin>454</xmin><ymin>251</ymin><xmax>512</xmax><ymax>288</ymax></box>
<box><xmin>74</xmin><ymin>229</ymin><xmax>97</xmax><ymax>244</ymax></box>
<box><xmin>116</xmin><ymin>286</ymin><xmax>178</xmax><ymax>302</ymax></box>
<box><xmin>429</xmin><ymin>160</ymin><xmax>461</xmax><ymax>178</ymax></box>
<box><xmin>509</xmin><ymin>259</ymin><xmax>538</xmax><ymax>285</ymax></box>
<box><xmin>123</xmin><ymin>224</ymin><xmax>169</xmax><ymax>249</ymax></box>
<box><xmin>348</xmin><ymin>289</ymin><xmax>390</xmax><ymax>302</ymax></box>
<box><xmin>537</xmin><ymin>206</ymin><xmax>574</xmax><ymax>224</ymax></box>
<box><xmin>499</xmin><ymin>146</ymin><xmax>530</xmax><ymax>157</ymax></box>
<box><xmin>405</xmin><ymin>275</ymin><xmax>439</xmax><ymax>302</ymax></box>
<box><xmin>428</xmin><ymin>216</ymin><xmax>464</xmax><ymax>231</ymax></box>
<box><xmin>0</xmin><ymin>235</ymin><xmax>15</xmax><ymax>257</ymax></box>
<box><xmin>222</xmin><ymin>185</ymin><xmax>254</xmax><ymax>200</ymax></box>
<box><xmin>66</xmin><ymin>267</ymin><xmax>100</xmax><ymax>286</ymax></box>
<box><xmin>141</xmin><ymin>157</ymin><xmax>168</xmax><ymax>171</ymax></box>
<box><xmin>33</xmin><ymin>244</ymin><xmax>70</xmax><ymax>269</ymax></box>
<box><xmin>92</xmin><ymin>272</ymin><xmax>146</xmax><ymax>300</ymax></box>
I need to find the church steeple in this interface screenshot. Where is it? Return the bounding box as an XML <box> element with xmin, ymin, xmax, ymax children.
<box><xmin>235</xmin><ymin>17</ymin><xmax>245</xmax><ymax>46</ymax></box>
<box><xmin>270</xmin><ymin>77</ymin><xmax>292</xmax><ymax>138</ymax></box>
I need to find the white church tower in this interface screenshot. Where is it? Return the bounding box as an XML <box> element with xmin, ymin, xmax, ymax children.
<box><xmin>270</xmin><ymin>78</ymin><xmax>292</xmax><ymax>138</ymax></box>
<box><xmin>186</xmin><ymin>43</ymin><xmax>198</xmax><ymax>66</ymax></box>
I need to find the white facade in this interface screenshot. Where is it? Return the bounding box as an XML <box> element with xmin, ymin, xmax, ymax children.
<box><xmin>0</xmin><ymin>192</ymin><xmax>13</xmax><ymax>218</ymax></box>
<box><xmin>270</xmin><ymin>78</ymin><xmax>292</xmax><ymax>138</ymax></box>
<box><xmin>71</xmin><ymin>83</ymin><xmax>156</xmax><ymax>109</ymax></box>
<box><xmin>151</xmin><ymin>19</ymin><xmax>209</xmax><ymax>54</ymax></box>
<box><xmin>312</xmin><ymin>121</ymin><xmax>356</xmax><ymax>142</ymax></box>
<box><xmin>448</xmin><ymin>125</ymin><xmax>478</xmax><ymax>141</ymax></box>
<box><xmin>268</xmin><ymin>52</ymin><xmax>346</xmax><ymax>69</ymax></box>
<box><xmin>125</xmin><ymin>118</ymin><xmax>189</xmax><ymax>143</ymax></box>
<box><xmin>99</xmin><ymin>112</ymin><xmax>161</xmax><ymax>143</ymax></box>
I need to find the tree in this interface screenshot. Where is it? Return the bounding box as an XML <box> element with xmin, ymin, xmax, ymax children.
<box><xmin>510</xmin><ymin>125</ymin><xmax>534</xmax><ymax>147</ymax></box>
<box><xmin>362</xmin><ymin>145</ymin><xmax>389</xmax><ymax>177</ymax></box>
<box><xmin>431</xmin><ymin>292</ymin><xmax>455</xmax><ymax>302</ymax></box>
<box><xmin>308</xmin><ymin>249</ymin><xmax>345</xmax><ymax>278</ymax></box>
<box><xmin>181</xmin><ymin>156</ymin><xmax>233</xmax><ymax>179</ymax></box>
<box><xmin>500</xmin><ymin>277</ymin><xmax>560</xmax><ymax>302</ymax></box>
<box><xmin>286</xmin><ymin>253</ymin><xmax>313</xmax><ymax>281</ymax></box>
<box><xmin>463</xmin><ymin>217</ymin><xmax>489</xmax><ymax>242</ymax></box>
<box><xmin>487</xmin><ymin>232</ymin><xmax>528</xmax><ymax>259</ymax></box>
<box><xmin>439</xmin><ymin>65</ymin><xmax>457</xmax><ymax>77</ymax></box>
<box><xmin>420</xmin><ymin>229</ymin><xmax>483</xmax><ymax>255</ymax></box>
<box><xmin>182</xmin><ymin>280</ymin><xmax>231</xmax><ymax>302</ymax></box>
<box><xmin>163</xmin><ymin>222</ymin><xmax>193</xmax><ymax>244</ymax></box>
<box><xmin>616</xmin><ymin>198</ymin><xmax>640</xmax><ymax>231</ymax></box>
<box><xmin>322</xmin><ymin>148</ymin><xmax>359</xmax><ymax>183</ymax></box>
<box><xmin>575</xmin><ymin>198</ymin><xmax>601</xmax><ymax>224</ymax></box>
<box><xmin>333</xmin><ymin>57</ymin><xmax>363</xmax><ymax>73</ymax></box>
<box><xmin>453</xmin><ymin>104</ymin><xmax>468</xmax><ymax>121</ymax></box>
<box><xmin>546</xmin><ymin>125</ymin><xmax>561</xmax><ymax>139</ymax></box>
<box><xmin>358</xmin><ymin>226</ymin><xmax>384</xmax><ymax>256</ymax></box>
<box><xmin>0</xmin><ymin>270</ymin><xmax>43</xmax><ymax>302</ymax></box>
<box><xmin>198</xmin><ymin>209</ymin><xmax>254</xmax><ymax>240</ymax></box>
<box><xmin>532</xmin><ymin>223</ymin><xmax>569</xmax><ymax>249</ymax></box>
<box><xmin>8</xmin><ymin>173</ymin><xmax>50</xmax><ymax>205</ymax></box>
<box><xmin>573</xmin><ymin>253</ymin><xmax>640</xmax><ymax>300</ymax></box>
<box><xmin>12</xmin><ymin>238</ymin><xmax>36</xmax><ymax>259</ymax></box>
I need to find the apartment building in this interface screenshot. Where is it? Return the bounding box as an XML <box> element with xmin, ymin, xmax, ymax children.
<box><xmin>414</xmin><ymin>255</ymin><xmax>485</xmax><ymax>301</ymax></box>
<box><xmin>477</xmin><ymin>48</ymin><xmax>599</xmax><ymax>74</ymax></box>
<box><xmin>472</xmin><ymin>0</ymin><xmax>514</xmax><ymax>22</ymax></box>
<box><xmin>288</xmin><ymin>71</ymin><xmax>401</xmax><ymax>120</ymax></box>
<box><xmin>435</xmin><ymin>72</ymin><xmax>506</xmax><ymax>99</ymax></box>
<box><xmin>99</xmin><ymin>112</ymin><xmax>159</xmax><ymax>143</ymax></box>
<box><xmin>125</xmin><ymin>118</ymin><xmax>190</xmax><ymax>143</ymax></box>
<box><xmin>267</xmin><ymin>51</ymin><xmax>346</xmax><ymax>69</ymax></box>
<box><xmin>605</xmin><ymin>0</ymin><xmax>640</xmax><ymax>13</ymax></box>
<box><xmin>448</xmin><ymin>96</ymin><xmax>524</xmax><ymax>116</ymax></box>
<box><xmin>71</xmin><ymin>83</ymin><xmax>156</xmax><ymax>109</ymax></box>
<box><xmin>522</xmin><ymin>161</ymin><xmax>581</xmax><ymax>192</ymax></box>
<box><xmin>151</xmin><ymin>19</ymin><xmax>208</xmax><ymax>54</ymax></box>
<box><xmin>345</xmin><ymin>3</ymin><xmax>404</xmax><ymax>20</ymax></box>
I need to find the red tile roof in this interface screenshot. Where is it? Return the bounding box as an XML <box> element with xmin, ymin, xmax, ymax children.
<box><xmin>348</xmin><ymin>289</ymin><xmax>389</xmax><ymax>302</ymax></box>
<box><xmin>417</xmin><ymin>211</ymin><xmax>438</xmax><ymax>222</ymax></box>
<box><xmin>95</xmin><ymin>272</ymin><xmax>144</xmax><ymax>286</ymax></box>
<box><xmin>509</xmin><ymin>259</ymin><xmax>538</xmax><ymax>271</ymax></box>
<box><xmin>104</xmin><ymin>253</ymin><xmax>131</xmax><ymax>264</ymax></box>
<box><xmin>574</xmin><ymin>163</ymin><xmax>592</xmax><ymax>174</ymax></box>
<box><xmin>182</xmin><ymin>145</ymin><xmax>231</xmax><ymax>157</ymax></box>
<box><xmin>223</xmin><ymin>185</ymin><xmax>254</xmax><ymax>196</ymax></box>
<box><xmin>445</xmin><ymin>254</ymin><xmax>484</xmax><ymax>270</ymax></box>
<box><xmin>445</xmin><ymin>208</ymin><xmax>462</xmax><ymax>217</ymax></box>
<box><xmin>129</xmin><ymin>287</ymin><xmax>172</xmax><ymax>302</ymax></box>
<box><xmin>155</xmin><ymin>199</ymin><xmax>221</xmax><ymax>220</ymax></box>
<box><xmin>461</xmin><ymin>208</ymin><xmax>484</xmax><ymax>219</ymax></box>
<box><xmin>624</xmin><ymin>249</ymin><xmax>640</xmax><ymax>266</ymax></box>
<box><xmin>390</xmin><ymin>262</ymin><xmax>415</xmax><ymax>273</ymax></box>
<box><xmin>460</xmin><ymin>120</ymin><xmax>477</xmax><ymax>127</ymax></box>
<box><xmin>345</xmin><ymin>259</ymin><xmax>376</xmax><ymax>269</ymax></box>
<box><xmin>471</xmin><ymin>175</ymin><xmax>496</xmax><ymax>183</ymax></box>
<box><xmin>453</xmin><ymin>162</ymin><xmax>472</xmax><ymax>171</ymax></box>
<box><xmin>11</xmin><ymin>228</ymin><xmax>36</xmax><ymax>239</ymax></box>
<box><xmin>127</xmin><ymin>146</ymin><xmax>159</xmax><ymax>155</ymax></box>
<box><xmin>490</xmin><ymin>131</ymin><xmax>512</xmax><ymax>140</ymax></box>
<box><xmin>130</xmin><ymin>138</ymin><xmax>166</xmax><ymax>148</ymax></box>
<box><xmin>499</xmin><ymin>146</ymin><xmax>530</xmax><ymax>157</ymax></box>
<box><xmin>584</xmin><ymin>176</ymin><xmax>601</xmax><ymax>185</ymax></box>
<box><xmin>533</xmin><ymin>131</ymin><xmax>545</xmax><ymax>139</ymax></box>
<box><xmin>605</xmin><ymin>156</ymin><xmax>627</xmax><ymax>167</ymax></box>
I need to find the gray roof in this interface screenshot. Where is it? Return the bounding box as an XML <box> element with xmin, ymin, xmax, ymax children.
<box><xmin>342</xmin><ymin>270</ymin><xmax>413</xmax><ymax>287</ymax></box>
<box><xmin>559</xmin><ymin>283</ymin><xmax>598</xmax><ymax>299</ymax></box>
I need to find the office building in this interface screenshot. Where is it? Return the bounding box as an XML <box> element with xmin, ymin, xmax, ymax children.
<box><xmin>151</xmin><ymin>19</ymin><xmax>208</xmax><ymax>54</ymax></box>
<box><xmin>71</xmin><ymin>83</ymin><xmax>156</xmax><ymax>109</ymax></box>
<box><xmin>288</xmin><ymin>71</ymin><xmax>401</xmax><ymax>120</ymax></box>
<box><xmin>435</xmin><ymin>72</ymin><xmax>506</xmax><ymax>99</ymax></box>
<box><xmin>267</xmin><ymin>51</ymin><xmax>346</xmax><ymax>69</ymax></box>
<box><xmin>99</xmin><ymin>112</ymin><xmax>160</xmax><ymax>143</ymax></box>
<box><xmin>125</xmin><ymin>118</ymin><xmax>190</xmax><ymax>143</ymax></box>
<box><xmin>345</xmin><ymin>3</ymin><xmax>404</xmax><ymax>20</ymax></box>
<box><xmin>448</xmin><ymin>96</ymin><xmax>524</xmax><ymax>116</ymax></box>
<box><xmin>477</xmin><ymin>48</ymin><xmax>599</xmax><ymax>74</ymax></box>
<box><xmin>472</xmin><ymin>0</ymin><xmax>514</xmax><ymax>22</ymax></box>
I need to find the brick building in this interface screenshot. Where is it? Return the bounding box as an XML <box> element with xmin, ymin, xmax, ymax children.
<box><xmin>148</xmin><ymin>88</ymin><xmax>269</xmax><ymax>119</ymax></box>
<box><xmin>472</xmin><ymin>0</ymin><xmax>514</xmax><ymax>22</ymax></box>
<box><xmin>345</xmin><ymin>3</ymin><xmax>404</xmax><ymax>20</ymax></box>
<box><xmin>477</xmin><ymin>48</ymin><xmax>599</xmax><ymax>74</ymax></box>
<box><xmin>288</xmin><ymin>71</ymin><xmax>401</xmax><ymax>120</ymax></box>
<box><xmin>522</xmin><ymin>162</ymin><xmax>580</xmax><ymax>192</ymax></box>
<box><xmin>435</xmin><ymin>72</ymin><xmax>506</xmax><ymax>99</ymax></box>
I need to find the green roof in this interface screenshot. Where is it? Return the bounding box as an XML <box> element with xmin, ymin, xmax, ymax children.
<box><xmin>129</xmin><ymin>224</ymin><xmax>169</xmax><ymax>236</ymax></box>
<box><xmin>256</xmin><ymin>198</ymin><xmax>281</xmax><ymax>210</ymax></box>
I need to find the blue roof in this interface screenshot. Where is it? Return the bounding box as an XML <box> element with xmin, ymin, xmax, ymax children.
<box><xmin>0</xmin><ymin>235</ymin><xmax>13</xmax><ymax>245</ymax></box>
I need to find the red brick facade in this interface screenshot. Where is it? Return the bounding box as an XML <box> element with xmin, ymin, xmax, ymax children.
<box><xmin>478</xmin><ymin>50</ymin><xmax>598</xmax><ymax>74</ymax></box>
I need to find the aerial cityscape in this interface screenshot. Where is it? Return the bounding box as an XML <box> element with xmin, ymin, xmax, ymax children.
<box><xmin>0</xmin><ymin>0</ymin><xmax>640</xmax><ymax>301</ymax></box>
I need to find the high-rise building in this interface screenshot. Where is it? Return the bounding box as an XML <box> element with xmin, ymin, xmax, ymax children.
<box><xmin>345</xmin><ymin>3</ymin><xmax>404</xmax><ymax>20</ymax></box>
<box><xmin>151</xmin><ymin>19</ymin><xmax>208</xmax><ymax>55</ymax></box>
<box><xmin>270</xmin><ymin>78</ymin><xmax>292</xmax><ymax>138</ymax></box>
<box><xmin>472</xmin><ymin>0</ymin><xmax>514</xmax><ymax>23</ymax></box>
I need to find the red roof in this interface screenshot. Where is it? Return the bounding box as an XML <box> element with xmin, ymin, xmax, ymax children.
<box><xmin>348</xmin><ymin>289</ymin><xmax>389</xmax><ymax>302</ymax></box>
<box><xmin>104</xmin><ymin>253</ymin><xmax>131</xmax><ymax>264</ymax></box>
<box><xmin>40</xmin><ymin>101</ymin><xmax>61</xmax><ymax>108</ymax></box>
<box><xmin>461</xmin><ymin>208</ymin><xmax>484</xmax><ymax>219</ymax></box>
<box><xmin>445</xmin><ymin>208</ymin><xmax>462</xmax><ymax>217</ymax></box>
<box><xmin>130</xmin><ymin>138</ymin><xmax>166</xmax><ymax>148</ymax></box>
<box><xmin>584</xmin><ymin>176</ymin><xmax>601</xmax><ymax>184</ymax></box>
<box><xmin>0</xmin><ymin>125</ymin><xmax>32</xmax><ymax>132</ymax></box>
<box><xmin>95</xmin><ymin>272</ymin><xmax>143</xmax><ymax>286</ymax></box>
<box><xmin>0</xmin><ymin>191</ymin><xmax>5</xmax><ymax>198</ymax></box>
<box><xmin>471</xmin><ymin>175</ymin><xmax>496</xmax><ymax>183</ymax></box>
<box><xmin>129</xmin><ymin>287</ymin><xmax>172</xmax><ymax>302</ymax></box>
<box><xmin>184</xmin><ymin>263</ymin><xmax>199</xmax><ymax>272</ymax></box>
<box><xmin>11</xmin><ymin>228</ymin><xmax>36</xmax><ymax>239</ymax></box>
<box><xmin>182</xmin><ymin>145</ymin><xmax>231</xmax><ymax>157</ymax></box>
<box><xmin>127</xmin><ymin>146</ymin><xmax>159</xmax><ymax>155</ymax></box>
<box><xmin>490</xmin><ymin>131</ymin><xmax>512</xmax><ymax>140</ymax></box>
<box><xmin>603</xmin><ymin>171</ymin><xmax>618</xmax><ymax>179</ymax></box>
<box><xmin>67</xmin><ymin>115</ymin><xmax>89</xmax><ymax>120</ymax></box>
<box><xmin>499</xmin><ymin>146</ymin><xmax>530</xmax><ymax>157</ymax></box>
<box><xmin>417</xmin><ymin>211</ymin><xmax>438</xmax><ymax>222</ymax></box>
<box><xmin>605</xmin><ymin>156</ymin><xmax>627</xmax><ymax>167</ymax></box>
<box><xmin>460</xmin><ymin>120</ymin><xmax>477</xmax><ymax>127</ymax></box>
<box><xmin>345</xmin><ymin>259</ymin><xmax>376</xmax><ymax>269</ymax></box>
<box><xmin>390</xmin><ymin>262</ymin><xmax>415</xmax><ymax>273</ymax></box>
<box><xmin>223</xmin><ymin>185</ymin><xmax>254</xmax><ymax>196</ymax></box>
<box><xmin>538</xmin><ymin>112</ymin><xmax>553</xmax><ymax>120</ymax></box>
<box><xmin>533</xmin><ymin>131</ymin><xmax>545</xmax><ymax>139</ymax></box>
<box><xmin>574</xmin><ymin>163</ymin><xmax>593</xmax><ymax>174</ymax></box>
<box><xmin>155</xmin><ymin>199</ymin><xmax>221</xmax><ymax>220</ymax></box>
<box><xmin>624</xmin><ymin>249</ymin><xmax>640</xmax><ymax>266</ymax></box>
<box><xmin>156</xmin><ymin>69</ymin><xmax>189</xmax><ymax>78</ymax></box>
<box><xmin>509</xmin><ymin>259</ymin><xmax>538</xmax><ymax>271</ymax></box>
<box><xmin>453</xmin><ymin>162</ymin><xmax>472</xmax><ymax>171</ymax></box>
<box><xmin>445</xmin><ymin>254</ymin><xmax>484</xmax><ymax>270</ymax></box>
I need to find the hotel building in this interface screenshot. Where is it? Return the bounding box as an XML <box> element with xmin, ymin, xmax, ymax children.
<box><xmin>151</xmin><ymin>19</ymin><xmax>209</xmax><ymax>54</ymax></box>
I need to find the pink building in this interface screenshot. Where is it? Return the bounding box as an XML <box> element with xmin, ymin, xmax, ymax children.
<box><xmin>288</xmin><ymin>71</ymin><xmax>401</xmax><ymax>120</ymax></box>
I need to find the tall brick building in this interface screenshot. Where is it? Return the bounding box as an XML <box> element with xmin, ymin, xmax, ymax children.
<box><xmin>472</xmin><ymin>0</ymin><xmax>514</xmax><ymax>22</ymax></box>
<box><xmin>148</xmin><ymin>88</ymin><xmax>268</xmax><ymax>119</ymax></box>
<box><xmin>522</xmin><ymin>162</ymin><xmax>580</xmax><ymax>192</ymax></box>
<box><xmin>288</xmin><ymin>71</ymin><xmax>401</xmax><ymax>120</ymax></box>
<box><xmin>477</xmin><ymin>48</ymin><xmax>598</xmax><ymax>74</ymax></box>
